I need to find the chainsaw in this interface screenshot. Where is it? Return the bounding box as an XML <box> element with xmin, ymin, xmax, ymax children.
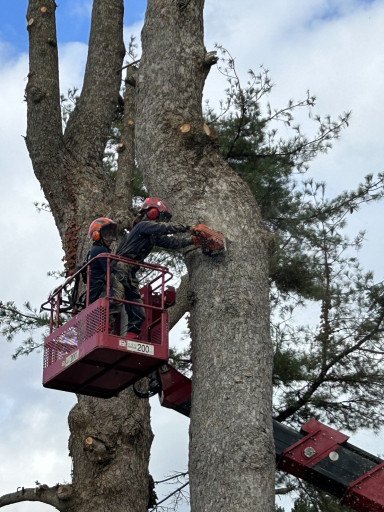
<box><xmin>191</xmin><ymin>224</ymin><xmax>226</xmax><ymax>252</ymax></box>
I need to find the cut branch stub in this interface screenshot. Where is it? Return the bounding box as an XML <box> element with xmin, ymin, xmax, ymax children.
<box><xmin>41</xmin><ymin>6</ymin><xmax>48</xmax><ymax>13</ymax></box>
<box><xmin>180</xmin><ymin>123</ymin><xmax>191</xmax><ymax>133</ymax></box>
<box><xmin>180</xmin><ymin>122</ymin><xmax>217</xmax><ymax>138</ymax></box>
<box><xmin>203</xmin><ymin>122</ymin><xmax>218</xmax><ymax>140</ymax></box>
<box><xmin>204</xmin><ymin>51</ymin><xmax>219</xmax><ymax>67</ymax></box>
<box><xmin>27</xmin><ymin>18</ymin><xmax>34</xmax><ymax>27</ymax></box>
<box><xmin>84</xmin><ymin>436</ymin><xmax>111</xmax><ymax>463</ymax></box>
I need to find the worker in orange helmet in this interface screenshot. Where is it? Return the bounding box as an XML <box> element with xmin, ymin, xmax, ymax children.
<box><xmin>87</xmin><ymin>217</ymin><xmax>117</xmax><ymax>304</ymax></box>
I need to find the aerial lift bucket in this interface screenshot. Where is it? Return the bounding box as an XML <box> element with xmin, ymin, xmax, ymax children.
<box><xmin>41</xmin><ymin>254</ymin><xmax>174</xmax><ymax>398</ymax></box>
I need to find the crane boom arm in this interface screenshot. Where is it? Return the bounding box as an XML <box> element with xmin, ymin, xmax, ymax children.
<box><xmin>157</xmin><ymin>363</ymin><xmax>384</xmax><ymax>512</ymax></box>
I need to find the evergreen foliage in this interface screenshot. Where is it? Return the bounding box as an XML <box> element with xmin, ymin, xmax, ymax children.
<box><xmin>0</xmin><ymin>300</ymin><xmax>49</xmax><ymax>358</ymax></box>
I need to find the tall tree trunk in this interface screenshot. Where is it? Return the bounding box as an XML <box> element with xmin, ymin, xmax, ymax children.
<box><xmin>136</xmin><ymin>0</ymin><xmax>275</xmax><ymax>510</ymax></box>
<box><xmin>25</xmin><ymin>1</ymin><xmax>154</xmax><ymax>511</ymax></box>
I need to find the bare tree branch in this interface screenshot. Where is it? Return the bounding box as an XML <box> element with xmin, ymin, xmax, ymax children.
<box><xmin>149</xmin><ymin>481</ymin><xmax>189</xmax><ymax>511</ymax></box>
<box><xmin>0</xmin><ymin>483</ymin><xmax>72</xmax><ymax>511</ymax></box>
<box><xmin>276</xmin><ymin>485</ymin><xmax>296</xmax><ymax>495</ymax></box>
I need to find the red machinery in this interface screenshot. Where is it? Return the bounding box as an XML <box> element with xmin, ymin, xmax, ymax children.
<box><xmin>156</xmin><ymin>364</ymin><xmax>384</xmax><ymax>512</ymax></box>
<box><xmin>41</xmin><ymin>254</ymin><xmax>175</xmax><ymax>398</ymax></box>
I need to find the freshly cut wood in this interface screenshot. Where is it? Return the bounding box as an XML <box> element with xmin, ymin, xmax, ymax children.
<box><xmin>180</xmin><ymin>123</ymin><xmax>191</xmax><ymax>133</ymax></box>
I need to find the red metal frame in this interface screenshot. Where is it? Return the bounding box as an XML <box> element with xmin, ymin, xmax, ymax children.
<box><xmin>157</xmin><ymin>368</ymin><xmax>384</xmax><ymax>512</ymax></box>
<box><xmin>41</xmin><ymin>254</ymin><xmax>174</xmax><ymax>398</ymax></box>
<box><xmin>158</xmin><ymin>364</ymin><xmax>192</xmax><ymax>416</ymax></box>
<box><xmin>277</xmin><ymin>418</ymin><xmax>349</xmax><ymax>474</ymax></box>
<box><xmin>341</xmin><ymin>462</ymin><xmax>384</xmax><ymax>511</ymax></box>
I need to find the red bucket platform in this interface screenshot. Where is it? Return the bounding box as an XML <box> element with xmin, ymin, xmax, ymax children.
<box><xmin>42</xmin><ymin>254</ymin><xmax>175</xmax><ymax>398</ymax></box>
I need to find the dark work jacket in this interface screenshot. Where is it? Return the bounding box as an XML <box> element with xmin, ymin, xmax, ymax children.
<box><xmin>88</xmin><ymin>242</ymin><xmax>111</xmax><ymax>302</ymax></box>
<box><xmin>116</xmin><ymin>221</ymin><xmax>192</xmax><ymax>262</ymax></box>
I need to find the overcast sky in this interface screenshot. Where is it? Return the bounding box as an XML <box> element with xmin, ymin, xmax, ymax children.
<box><xmin>1</xmin><ymin>1</ymin><xmax>384</xmax><ymax>511</ymax></box>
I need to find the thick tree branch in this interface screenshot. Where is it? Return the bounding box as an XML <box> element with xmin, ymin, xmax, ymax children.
<box><xmin>63</xmin><ymin>0</ymin><xmax>125</xmax><ymax>164</ymax></box>
<box><xmin>26</xmin><ymin>0</ymin><xmax>62</xmax><ymax>149</ymax></box>
<box><xmin>0</xmin><ymin>484</ymin><xmax>72</xmax><ymax>511</ymax></box>
<box><xmin>26</xmin><ymin>0</ymin><xmax>64</xmax><ymax>207</ymax></box>
<box><xmin>26</xmin><ymin>0</ymin><xmax>126</xmax><ymax>271</ymax></box>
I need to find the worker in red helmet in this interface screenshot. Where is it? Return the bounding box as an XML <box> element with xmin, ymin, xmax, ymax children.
<box><xmin>110</xmin><ymin>197</ymin><xmax>194</xmax><ymax>337</ymax></box>
<box><xmin>88</xmin><ymin>217</ymin><xmax>117</xmax><ymax>304</ymax></box>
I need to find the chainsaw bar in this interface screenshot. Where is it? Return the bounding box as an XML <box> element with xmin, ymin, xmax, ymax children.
<box><xmin>192</xmin><ymin>224</ymin><xmax>226</xmax><ymax>251</ymax></box>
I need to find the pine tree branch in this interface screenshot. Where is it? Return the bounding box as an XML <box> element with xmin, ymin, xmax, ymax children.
<box><xmin>261</xmin><ymin>113</ymin><xmax>350</xmax><ymax>161</ymax></box>
<box><xmin>0</xmin><ymin>303</ymin><xmax>40</xmax><ymax>322</ymax></box>
<box><xmin>275</xmin><ymin>306</ymin><xmax>384</xmax><ymax>422</ymax></box>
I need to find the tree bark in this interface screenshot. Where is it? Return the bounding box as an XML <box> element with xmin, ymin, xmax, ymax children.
<box><xmin>68</xmin><ymin>389</ymin><xmax>153</xmax><ymax>512</ymax></box>
<box><xmin>24</xmin><ymin>1</ymin><xmax>154</xmax><ymax>511</ymax></box>
<box><xmin>136</xmin><ymin>0</ymin><xmax>275</xmax><ymax>510</ymax></box>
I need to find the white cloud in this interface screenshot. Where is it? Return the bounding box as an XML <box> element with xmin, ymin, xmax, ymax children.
<box><xmin>58</xmin><ymin>42</ymin><xmax>88</xmax><ymax>93</ymax></box>
<box><xmin>66</xmin><ymin>0</ymin><xmax>93</xmax><ymax>21</ymax></box>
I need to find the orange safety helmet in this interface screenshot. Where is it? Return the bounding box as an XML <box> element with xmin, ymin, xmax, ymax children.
<box><xmin>88</xmin><ymin>217</ymin><xmax>117</xmax><ymax>242</ymax></box>
<box><xmin>140</xmin><ymin>197</ymin><xmax>173</xmax><ymax>220</ymax></box>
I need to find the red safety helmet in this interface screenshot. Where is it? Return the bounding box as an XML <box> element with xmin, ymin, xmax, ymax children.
<box><xmin>140</xmin><ymin>197</ymin><xmax>173</xmax><ymax>221</ymax></box>
<box><xmin>88</xmin><ymin>217</ymin><xmax>117</xmax><ymax>242</ymax></box>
